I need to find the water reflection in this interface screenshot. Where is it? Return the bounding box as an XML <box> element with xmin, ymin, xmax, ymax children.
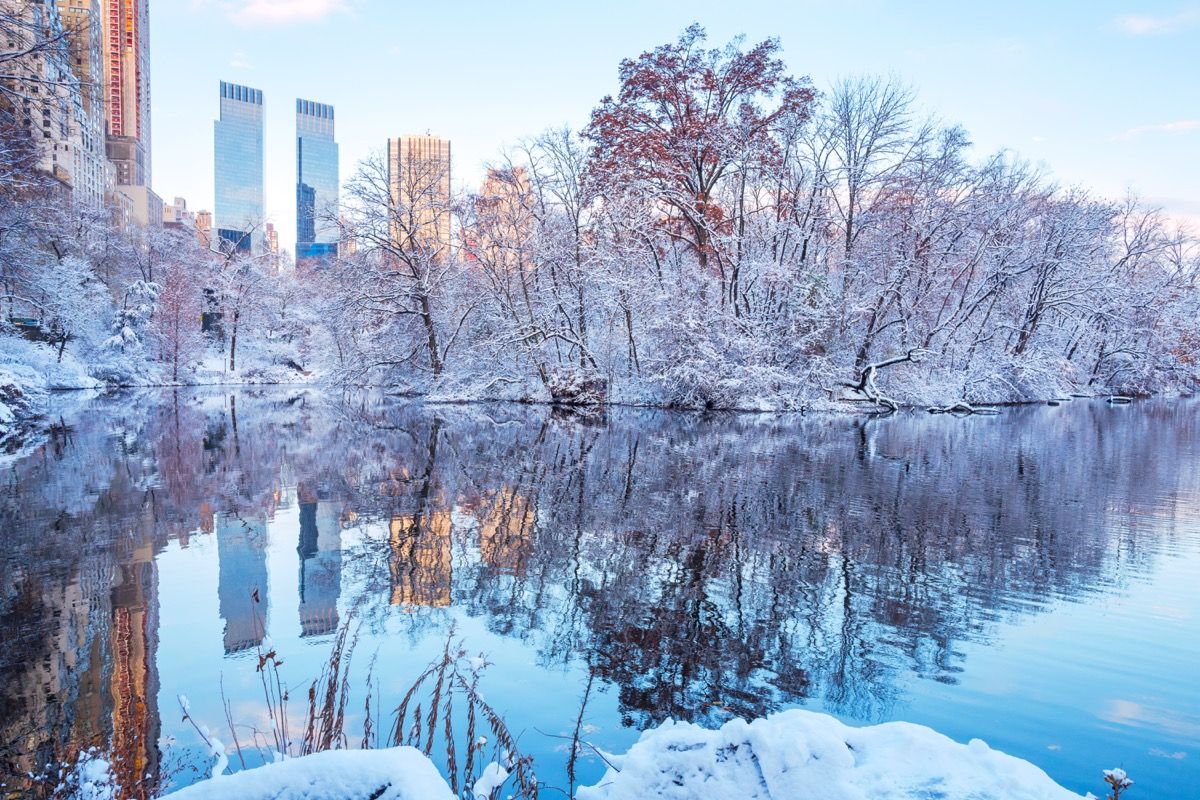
<box><xmin>1</xmin><ymin>391</ymin><xmax>1197</xmax><ymax>797</ymax></box>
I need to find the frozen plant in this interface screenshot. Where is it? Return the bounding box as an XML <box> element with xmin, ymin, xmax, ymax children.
<box><xmin>1103</xmin><ymin>768</ymin><xmax>1133</xmax><ymax>800</ymax></box>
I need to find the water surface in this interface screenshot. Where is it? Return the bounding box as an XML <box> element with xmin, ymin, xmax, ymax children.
<box><xmin>1</xmin><ymin>391</ymin><xmax>1197</xmax><ymax>797</ymax></box>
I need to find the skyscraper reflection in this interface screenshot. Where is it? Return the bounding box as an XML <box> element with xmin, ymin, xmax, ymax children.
<box><xmin>297</xmin><ymin>484</ymin><xmax>342</xmax><ymax>637</ymax></box>
<box><xmin>388</xmin><ymin>510</ymin><xmax>453</xmax><ymax>608</ymax></box>
<box><xmin>216</xmin><ymin>516</ymin><xmax>268</xmax><ymax>654</ymax></box>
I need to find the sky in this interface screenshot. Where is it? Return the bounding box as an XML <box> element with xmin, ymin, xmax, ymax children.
<box><xmin>151</xmin><ymin>0</ymin><xmax>1200</xmax><ymax>256</ymax></box>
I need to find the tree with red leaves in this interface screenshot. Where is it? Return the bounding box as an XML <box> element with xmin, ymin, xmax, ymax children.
<box><xmin>584</xmin><ymin>24</ymin><xmax>815</xmax><ymax>307</ymax></box>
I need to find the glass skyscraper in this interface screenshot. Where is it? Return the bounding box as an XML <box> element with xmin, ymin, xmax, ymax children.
<box><xmin>296</xmin><ymin>99</ymin><xmax>339</xmax><ymax>266</ymax></box>
<box><xmin>214</xmin><ymin>81</ymin><xmax>265</xmax><ymax>253</ymax></box>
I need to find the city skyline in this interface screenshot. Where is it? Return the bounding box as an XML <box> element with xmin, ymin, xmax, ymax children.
<box><xmin>149</xmin><ymin>0</ymin><xmax>1200</xmax><ymax>258</ymax></box>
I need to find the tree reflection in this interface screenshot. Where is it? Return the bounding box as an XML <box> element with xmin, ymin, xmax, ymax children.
<box><xmin>1</xmin><ymin>390</ymin><xmax>1196</xmax><ymax>794</ymax></box>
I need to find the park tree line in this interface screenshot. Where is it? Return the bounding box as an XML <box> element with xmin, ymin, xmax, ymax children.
<box><xmin>330</xmin><ymin>25</ymin><xmax>1199</xmax><ymax>408</ymax></box>
<box><xmin>4</xmin><ymin>23</ymin><xmax>1198</xmax><ymax>408</ymax></box>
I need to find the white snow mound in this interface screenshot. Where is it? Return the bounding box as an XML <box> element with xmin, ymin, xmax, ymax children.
<box><xmin>577</xmin><ymin>709</ymin><xmax>1084</xmax><ymax>800</ymax></box>
<box><xmin>163</xmin><ymin>746</ymin><xmax>454</xmax><ymax>800</ymax></box>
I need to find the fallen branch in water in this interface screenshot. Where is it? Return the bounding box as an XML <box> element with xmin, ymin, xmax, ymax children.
<box><xmin>927</xmin><ymin>401</ymin><xmax>1000</xmax><ymax>416</ymax></box>
<box><xmin>839</xmin><ymin>349</ymin><xmax>930</xmax><ymax>412</ymax></box>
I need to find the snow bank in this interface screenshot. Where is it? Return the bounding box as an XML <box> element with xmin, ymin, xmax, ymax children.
<box><xmin>0</xmin><ymin>362</ymin><xmax>48</xmax><ymax>430</ymax></box>
<box><xmin>162</xmin><ymin>747</ymin><xmax>454</xmax><ymax>800</ymax></box>
<box><xmin>0</xmin><ymin>338</ymin><xmax>100</xmax><ymax>457</ymax></box>
<box><xmin>577</xmin><ymin>710</ymin><xmax>1084</xmax><ymax>800</ymax></box>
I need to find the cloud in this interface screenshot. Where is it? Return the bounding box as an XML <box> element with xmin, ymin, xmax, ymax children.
<box><xmin>197</xmin><ymin>0</ymin><xmax>350</xmax><ymax>25</ymax></box>
<box><xmin>1115</xmin><ymin>8</ymin><xmax>1200</xmax><ymax>35</ymax></box>
<box><xmin>1146</xmin><ymin>197</ymin><xmax>1200</xmax><ymax>231</ymax></box>
<box><xmin>229</xmin><ymin>50</ymin><xmax>253</xmax><ymax>69</ymax></box>
<box><xmin>1113</xmin><ymin>119</ymin><xmax>1200</xmax><ymax>141</ymax></box>
<box><xmin>1148</xmin><ymin>748</ymin><xmax>1188</xmax><ymax>760</ymax></box>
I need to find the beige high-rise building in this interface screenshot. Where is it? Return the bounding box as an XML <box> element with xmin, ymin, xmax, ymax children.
<box><xmin>59</xmin><ymin>0</ymin><xmax>115</xmax><ymax>208</ymax></box>
<box><xmin>116</xmin><ymin>184</ymin><xmax>162</xmax><ymax>228</ymax></box>
<box><xmin>264</xmin><ymin>222</ymin><xmax>280</xmax><ymax>273</ymax></box>
<box><xmin>386</xmin><ymin>134</ymin><xmax>451</xmax><ymax>257</ymax></box>
<box><xmin>467</xmin><ymin>166</ymin><xmax>533</xmax><ymax>270</ymax></box>
<box><xmin>0</xmin><ymin>0</ymin><xmax>91</xmax><ymax>201</ymax></box>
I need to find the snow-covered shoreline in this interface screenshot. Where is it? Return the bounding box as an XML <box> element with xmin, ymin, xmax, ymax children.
<box><xmin>2</xmin><ymin>364</ymin><xmax>1186</xmax><ymax>453</ymax></box>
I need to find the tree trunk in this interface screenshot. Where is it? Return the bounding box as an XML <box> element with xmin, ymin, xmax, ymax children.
<box><xmin>229</xmin><ymin>309</ymin><xmax>240</xmax><ymax>372</ymax></box>
<box><xmin>420</xmin><ymin>292</ymin><xmax>442</xmax><ymax>376</ymax></box>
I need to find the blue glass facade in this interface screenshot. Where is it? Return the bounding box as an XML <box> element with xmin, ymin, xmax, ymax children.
<box><xmin>296</xmin><ymin>99</ymin><xmax>339</xmax><ymax>267</ymax></box>
<box><xmin>214</xmin><ymin>81</ymin><xmax>265</xmax><ymax>254</ymax></box>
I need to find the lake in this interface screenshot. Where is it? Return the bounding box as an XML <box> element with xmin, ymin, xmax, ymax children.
<box><xmin>1</xmin><ymin>390</ymin><xmax>1197</xmax><ymax>798</ymax></box>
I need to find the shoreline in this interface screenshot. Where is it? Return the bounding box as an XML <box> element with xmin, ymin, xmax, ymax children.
<box><xmin>35</xmin><ymin>380</ymin><xmax>1189</xmax><ymax>413</ymax></box>
<box><xmin>3</xmin><ymin>380</ymin><xmax>1183</xmax><ymax>462</ymax></box>
<box><xmin>5</xmin><ymin>374</ymin><xmax>1191</xmax><ymax>461</ymax></box>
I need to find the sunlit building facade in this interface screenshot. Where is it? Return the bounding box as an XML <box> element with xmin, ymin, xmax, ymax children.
<box><xmin>265</xmin><ymin>221</ymin><xmax>280</xmax><ymax>272</ymax></box>
<box><xmin>1</xmin><ymin>0</ymin><xmax>93</xmax><ymax>202</ymax></box>
<box><xmin>214</xmin><ymin>81</ymin><xmax>264</xmax><ymax>254</ymax></box>
<box><xmin>162</xmin><ymin>195</ymin><xmax>195</xmax><ymax>229</ymax></box>
<box><xmin>195</xmin><ymin>209</ymin><xmax>213</xmax><ymax>249</ymax></box>
<box><xmin>99</xmin><ymin>0</ymin><xmax>151</xmax><ymax>188</ymax></box>
<box><xmin>296</xmin><ymin>98</ymin><xmax>339</xmax><ymax>267</ymax></box>
<box><xmin>386</xmin><ymin>134</ymin><xmax>452</xmax><ymax>256</ymax></box>
<box><xmin>59</xmin><ymin>0</ymin><xmax>115</xmax><ymax>208</ymax></box>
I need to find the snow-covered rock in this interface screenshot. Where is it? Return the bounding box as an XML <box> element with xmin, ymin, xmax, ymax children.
<box><xmin>162</xmin><ymin>747</ymin><xmax>455</xmax><ymax>800</ymax></box>
<box><xmin>577</xmin><ymin>710</ymin><xmax>1084</xmax><ymax>800</ymax></box>
<box><xmin>0</xmin><ymin>363</ymin><xmax>47</xmax><ymax>430</ymax></box>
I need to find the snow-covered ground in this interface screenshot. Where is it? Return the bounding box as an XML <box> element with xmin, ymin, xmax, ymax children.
<box><xmin>157</xmin><ymin>710</ymin><xmax>1088</xmax><ymax>800</ymax></box>
<box><xmin>579</xmin><ymin>710</ymin><xmax>1086</xmax><ymax>800</ymax></box>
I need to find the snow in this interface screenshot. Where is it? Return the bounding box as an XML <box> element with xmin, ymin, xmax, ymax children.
<box><xmin>0</xmin><ymin>337</ymin><xmax>101</xmax><ymax>458</ymax></box>
<box><xmin>70</xmin><ymin>753</ymin><xmax>118</xmax><ymax>800</ymax></box>
<box><xmin>576</xmin><ymin>709</ymin><xmax>1085</xmax><ymax>800</ymax></box>
<box><xmin>1104</xmin><ymin>768</ymin><xmax>1134</xmax><ymax>792</ymax></box>
<box><xmin>47</xmin><ymin>750</ymin><xmax>118</xmax><ymax>800</ymax></box>
<box><xmin>471</xmin><ymin>761</ymin><xmax>510</xmax><ymax>800</ymax></box>
<box><xmin>156</xmin><ymin>710</ymin><xmax>1088</xmax><ymax>800</ymax></box>
<box><xmin>162</xmin><ymin>747</ymin><xmax>455</xmax><ymax>800</ymax></box>
<box><xmin>198</xmin><ymin>726</ymin><xmax>228</xmax><ymax>779</ymax></box>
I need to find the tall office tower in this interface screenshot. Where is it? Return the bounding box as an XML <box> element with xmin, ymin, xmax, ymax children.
<box><xmin>295</xmin><ymin>99</ymin><xmax>339</xmax><ymax>267</ymax></box>
<box><xmin>214</xmin><ymin>81</ymin><xmax>265</xmax><ymax>254</ymax></box>
<box><xmin>59</xmin><ymin>0</ymin><xmax>115</xmax><ymax>208</ymax></box>
<box><xmin>100</xmin><ymin>0</ymin><xmax>151</xmax><ymax>188</ymax></box>
<box><xmin>386</xmin><ymin>134</ymin><xmax>451</xmax><ymax>257</ymax></box>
